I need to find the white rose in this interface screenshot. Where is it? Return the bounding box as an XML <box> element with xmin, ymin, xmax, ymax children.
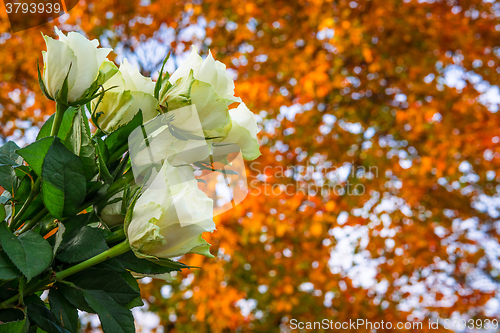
<box><xmin>93</xmin><ymin>59</ymin><xmax>159</xmax><ymax>133</ymax></box>
<box><xmin>127</xmin><ymin>163</ymin><xmax>215</xmax><ymax>259</ymax></box>
<box><xmin>128</xmin><ymin>106</ymin><xmax>211</xmax><ymax>186</ymax></box>
<box><xmin>99</xmin><ymin>192</ymin><xmax>125</xmax><ymax>226</ymax></box>
<box><xmin>42</xmin><ymin>28</ymin><xmax>112</xmax><ymax>103</ymax></box>
<box><xmin>159</xmin><ymin>46</ymin><xmax>245</xmax><ymax>139</ymax></box>
<box><xmin>219</xmin><ymin>103</ymin><xmax>261</xmax><ymax>161</ymax></box>
<box><xmin>159</xmin><ymin>47</ymin><xmax>260</xmax><ymax>161</ymax></box>
<box><xmin>168</xmin><ymin>45</ymin><xmax>241</xmax><ymax>105</ymax></box>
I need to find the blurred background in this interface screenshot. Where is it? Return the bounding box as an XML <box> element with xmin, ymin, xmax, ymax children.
<box><xmin>1</xmin><ymin>0</ymin><xmax>500</xmax><ymax>332</ymax></box>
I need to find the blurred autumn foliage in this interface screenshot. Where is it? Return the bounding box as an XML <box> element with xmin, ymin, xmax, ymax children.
<box><xmin>2</xmin><ymin>0</ymin><xmax>500</xmax><ymax>332</ymax></box>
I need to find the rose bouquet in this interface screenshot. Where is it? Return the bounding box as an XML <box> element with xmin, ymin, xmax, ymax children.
<box><xmin>0</xmin><ymin>28</ymin><xmax>260</xmax><ymax>332</ymax></box>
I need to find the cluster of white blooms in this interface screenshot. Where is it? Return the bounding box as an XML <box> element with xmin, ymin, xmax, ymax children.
<box><xmin>42</xmin><ymin>30</ymin><xmax>260</xmax><ymax>262</ymax></box>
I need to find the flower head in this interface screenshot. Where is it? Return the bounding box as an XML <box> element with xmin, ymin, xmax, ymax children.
<box><xmin>127</xmin><ymin>163</ymin><xmax>215</xmax><ymax>260</ymax></box>
<box><xmin>93</xmin><ymin>59</ymin><xmax>158</xmax><ymax>133</ymax></box>
<box><xmin>42</xmin><ymin>28</ymin><xmax>112</xmax><ymax>103</ymax></box>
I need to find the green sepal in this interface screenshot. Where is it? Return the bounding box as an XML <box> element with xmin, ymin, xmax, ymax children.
<box><xmin>55</xmin><ymin>63</ymin><xmax>72</xmax><ymax>105</ymax></box>
<box><xmin>129</xmin><ymin>250</ymin><xmax>194</xmax><ymax>270</ymax></box>
<box><xmin>94</xmin><ymin>137</ymin><xmax>113</xmax><ymax>183</ymax></box>
<box><xmin>154</xmin><ymin>53</ymin><xmax>170</xmax><ymax>100</ymax></box>
<box><xmin>161</xmin><ymin>69</ymin><xmax>194</xmax><ymax>110</ymax></box>
<box><xmin>117</xmin><ymin>251</ymin><xmax>184</xmax><ymax>275</ymax></box>
<box><xmin>122</xmin><ymin>187</ymin><xmax>141</xmax><ymax>241</ymax></box>
<box><xmin>77</xmin><ymin>60</ymin><xmax>119</xmax><ymax>108</ymax></box>
<box><xmin>37</xmin><ymin>58</ymin><xmax>53</xmax><ymax>101</ymax></box>
<box><xmin>188</xmin><ymin>235</ymin><xmax>214</xmax><ymax>258</ymax></box>
<box><xmin>79</xmin><ymin>60</ymin><xmax>118</xmax><ymax>106</ymax></box>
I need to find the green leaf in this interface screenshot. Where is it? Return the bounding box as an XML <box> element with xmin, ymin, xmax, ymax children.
<box><xmin>0</xmin><ymin>204</ymin><xmax>5</xmax><ymax>223</ymax></box>
<box><xmin>93</xmin><ymin>258</ymin><xmax>126</xmax><ymax>273</ymax></box>
<box><xmin>13</xmin><ymin>176</ymin><xmax>31</xmax><ymax>202</ymax></box>
<box><xmin>48</xmin><ymin>288</ymin><xmax>78</xmax><ymax>333</ymax></box>
<box><xmin>0</xmin><ymin>250</ymin><xmax>21</xmax><ymax>281</ymax></box>
<box><xmin>41</xmin><ymin>138</ymin><xmax>86</xmax><ymax>219</ymax></box>
<box><xmin>0</xmin><ymin>141</ymin><xmax>22</xmax><ymax>165</ymax></box>
<box><xmin>54</xmin><ymin>283</ymin><xmax>94</xmax><ymax>314</ymax></box>
<box><xmin>66</xmin><ymin>268</ymin><xmax>140</xmax><ymax>306</ymax></box>
<box><xmin>52</xmin><ymin>222</ymin><xmax>65</xmax><ymax>257</ymax></box>
<box><xmin>14</xmin><ymin>165</ymin><xmax>32</xmax><ymax>180</ymax></box>
<box><xmin>64</xmin><ymin>108</ymin><xmax>97</xmax><ymax>181</ymax></box>
<box><xmin>0</xmin><ymin>192</ymin><xmax>10</xmax><ymax>205</ymax></box>
<box><xmin>11</xmin><ymin>176</ymin><xmax>31</xmax><ymax>220</ymax></box>
<box><xmin>94</xmin><ymin>137</ymin><xmax>113</xmax><ymax>183</ymax></box>
<box><xmin>57</xmin><ymin>281</ymin><xmax>135</xmax><ymax>332</ymax></box>
<box><xmin>0</xmin><ymin>280</ymin><xmax>18</xmax><ymax>301</ymax></box>
<box><xmin>0</xmin><ymin>142</ymin><xmax>23</xmax><ymax>194</ymax></box>
<box><xmin>117</xmin><ymin>251</ymin><xmax>183</xmax><ymax>274</ymax></box>
<box><xmin>85</xmin><ymin>180</ymin><xmax>104</xmax><ymax>200</ymax></box>
<box><xmin>125</xmin><ymin>295</ymin><xmax>143</xmax><ymax>310</ymax></box>
<box><xmin>16</xmin><ymin>137</ymin><xmax>54</xmax><ymax>177</ymax></box>
<box><xmin>120</xmin><ymin>271</ymin><xmax>143</xmax><ymax>309</ymax></box>
<box><xmin>0</xmin><ymin>308</ymin><xmax>28</xmax><ymax>333</ymax></box>
<box><xmin>26</xmin><ymin>299</ymin><xmax>70</xmax><ymax>333</ymax></box>
<box><xmin>83</xmin><ymin>290</ymin><xmax>135</xmax><ymax>333</ymax></box>
<box><xmin>37</xmin><ymin>108</ymin><xmax>78</xmax><ymax>140</ymax></box>
<box><xmin>56</xmin><ymin>227</ymin><xmax>108</xmax><ymax>263</ymax></box>
<box><xmin>104</xmin><ymin>111</ymin><xmax>143</xmax><ymax>157</ymax></box>
<box><xmin>0</xmin><ymin>167</ymin><xmax>16</xmax><ymax>194</ymax></box>
<box><xmin>18</xmin><ymin>195</ymin><xmax>45</xmax><ymax>224</ymax></box>
<box><xmin>0</xmin><ymin>223</ymin><xmax>52</xmax><ymax>282</ymax></box>
<box><xmin>55</xmin><ymin>214</ymin><xmax>89</xmax><ymax>246</ymax></box>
